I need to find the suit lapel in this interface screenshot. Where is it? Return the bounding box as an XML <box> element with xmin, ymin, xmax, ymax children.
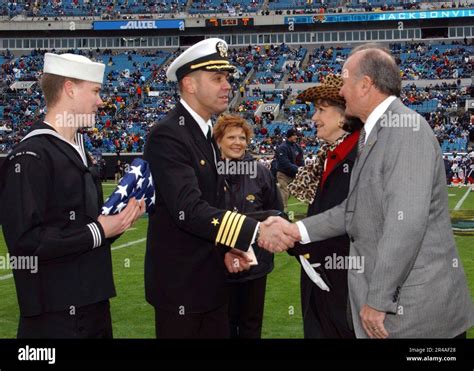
<box><xmin>347</xmin><ymin>98</ymin><xmax>402</xmax><ymax>200</ymax></box>
<box><xmin>211</xmin><ymin>137</ymin><xmax>220</xmax><ymax>165</ymax></box>
<box><xmin>347</xmin><ymin>122</ymin><xmax>380</xmax><ymax>200</ymax></box>
<box><xmin>177</xmin><ymin>102</ymin><xmax>217</xmax><ymax>173</ymax></box>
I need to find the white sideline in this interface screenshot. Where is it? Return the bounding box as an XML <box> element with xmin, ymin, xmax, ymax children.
<box><xmin>454</xmin><ymin>188</ymin><xmax>471</xmax><ymax>211</ymax></box>
<box><xmin>111</xmin><ymin>237</ymin><xmax>146</xmax><ymax>251</ymax></box>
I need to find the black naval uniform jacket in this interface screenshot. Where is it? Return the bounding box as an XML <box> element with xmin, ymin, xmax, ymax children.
<box><xmin>0</xmin><ymin>121</ymin><xmax>116</xmax><ymax>317</ymax></box>
<box><xmin>144</xmin><ymin>102</ymin><xmax>258</xmax><ymax>314</ymax></box>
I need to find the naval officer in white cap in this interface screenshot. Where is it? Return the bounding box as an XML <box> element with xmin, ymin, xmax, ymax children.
<box><xmin>0</xmin><ymin>53</ymin><xmax>144</xmax><ymax>338</ymax></box>
<box><xmin>144</xmin><ymin>38</ymin><xmax>298</xmax><ymax>338</ymax></box>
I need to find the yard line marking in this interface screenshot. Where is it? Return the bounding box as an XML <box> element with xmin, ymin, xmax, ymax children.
<box><xmin>111</xmin><ymin>238</ymin><xmax>147</xmax><ymax>251</ymax></box>
<box><xmin>0</xmin><ymin>273</ymin><xmax>13</xmax><ymax>281</ymax></box>
<box><xmin>454</xmin><ymin>188</ymin><xmax>471</xmax><ymax>211</ymax></box>
<box><xmin>288</xmin><ymin>201</ymin><xmax>304</xmax><ymax>206</ymax></box>
<box><xmin>0</xmin><ymin>238</ymin><xmax>147</xmax><ymax>281</ymax></box>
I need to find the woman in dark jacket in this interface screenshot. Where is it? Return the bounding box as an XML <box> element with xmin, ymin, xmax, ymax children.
<box><xmin>288</xmin><ymin>74</ymin><xmax>363</xmax><ymax>338</ymax></box>
<box><xmin>213</xmin><ymin>114</ymin><xmax>283</xmax><ymax>339</ymax></box>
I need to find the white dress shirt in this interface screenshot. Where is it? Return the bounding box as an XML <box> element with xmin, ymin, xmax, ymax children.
<box><xmin>180</xmin><ymin>98</ymin><xmax>219</xmax><ymax>166</ymax></box>
<box><xmin>180</xmin><ymin>98</ymin><xmax>212</xmax><ymax>138</ymax></box>
<box><xmin>362</xmin><ymin>95</ymin><xmax>397</xmax><ymax>144</ymax></box>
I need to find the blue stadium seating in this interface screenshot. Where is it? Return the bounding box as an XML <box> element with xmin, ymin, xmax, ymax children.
<box><xmin>0</xmin><ymin>0</ymin><xmax>188</xmax><ymax>17</ymax></box>
<box><xmin>0</xmin><ymin>42</ymin><xmax>471</xmax><ymax>155</ymax></box>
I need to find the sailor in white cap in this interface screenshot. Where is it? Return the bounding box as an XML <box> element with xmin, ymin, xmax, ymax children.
<box><xmin>0</xmin><ymin>53</ymin><xmax>144</xmax><ymax>338</ymax></box>
<box><xmin>144</xmin><ymin>38</ymin><xmax>298</xmax><ymax>338</ymax></box>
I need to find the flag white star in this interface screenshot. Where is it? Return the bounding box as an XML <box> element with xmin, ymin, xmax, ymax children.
<box><xmin>148</xmin><ymin>173</ymin><xmax>153</xmax><ymax>187</ymax></box>
<box><xmin>116</xmin><ymin>202</ymin><xmax>127</xmax><ymax>213</ymax></box>
<box><xmin>137</xmin><ymin>177</ymin><xmax>145</xmax><ymax>189</ymax></box>
<box><xmin>102</xmin><ymin>205</ymin><xmax>113</xmax><ymax>215</ymax></box>
<box><xmin>116</xmin><ymin>184</ymin><xmax>128</xmax><ymax>200</ymax></box>
<box><xmin>150</xmin><ymin>193</ymin><xmax>156</xmax><ymax>205</ymax></box>
<box><xmin>129</xmin><ymin>165</ymin><xmax>142</xmax><ymax>180</ymax></box>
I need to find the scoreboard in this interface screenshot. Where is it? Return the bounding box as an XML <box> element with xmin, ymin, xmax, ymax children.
<box><xmin>205</xmin><ymin>18</ymin><xmax>254</xmax><ymax>27</ymax></box>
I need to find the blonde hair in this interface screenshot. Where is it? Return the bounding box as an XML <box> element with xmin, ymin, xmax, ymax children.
<box><xmin>40</xmin><ymin>73</ymin><xmax>82</xmax><ymax>108</ymax></box>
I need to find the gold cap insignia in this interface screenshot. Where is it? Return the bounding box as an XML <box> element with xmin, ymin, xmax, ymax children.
<box><xmin>216</xmin><ymin>41</ymin><xmax>228</xmax><ymax>58</ymax></box>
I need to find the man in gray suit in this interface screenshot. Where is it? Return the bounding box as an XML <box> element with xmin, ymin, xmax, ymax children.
<box><xmin>260</xmin><ymin>44</ymin><xmax>474</xmax><ymax>338</ymax></box>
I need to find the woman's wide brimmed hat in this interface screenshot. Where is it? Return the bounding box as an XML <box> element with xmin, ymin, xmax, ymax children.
<box><xmin>297</xmin><ymin>74</ymin><xmax>345</xmax><ymax>105</ymax></box>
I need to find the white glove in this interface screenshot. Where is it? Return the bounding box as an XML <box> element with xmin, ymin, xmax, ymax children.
<box><xmin>299</xmin><ymin>256</ymin><xmax>330</xmax><ymax>292</ymax></box>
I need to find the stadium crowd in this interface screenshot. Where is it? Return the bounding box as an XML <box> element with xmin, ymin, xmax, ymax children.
<box><xmin>0</xmin><ymin>41</ymin><xmax>473</xmax><ymax>159</ymax></box>
<box><xmin>1</xmin><ymin>0</ymin><xmax>469</xmax><ymax>19</ymax></box>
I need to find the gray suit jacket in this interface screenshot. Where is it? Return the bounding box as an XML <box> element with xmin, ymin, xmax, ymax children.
<box><xmin>301</xmin><ymin>98</ymin><xmax>474</xmax><ymax>338</ymax></box>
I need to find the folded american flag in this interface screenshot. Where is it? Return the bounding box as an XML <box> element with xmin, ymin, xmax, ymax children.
<box><xmin>101</xmin><ymin>158</ymin><xmax>156</xmax><ymax>215</ymax></box>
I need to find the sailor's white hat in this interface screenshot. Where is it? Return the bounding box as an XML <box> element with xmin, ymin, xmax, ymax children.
<box><xmin>43</xmin><ymin>53</ymin><xmax>105</xmax><ymax>84</ymax></box>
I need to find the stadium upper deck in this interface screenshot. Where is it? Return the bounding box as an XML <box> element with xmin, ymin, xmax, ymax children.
<box><xmin>0</xmin><ymin>0</ymin><xmax>469</xmax><ymax>19</ymax></box>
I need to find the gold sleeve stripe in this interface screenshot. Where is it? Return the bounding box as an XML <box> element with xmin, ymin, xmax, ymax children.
<box><xmin>225</xmin><ymin>213</ymin><xmax>242</xmax><ymax>246</ymax></box>
<box><xmin>230</xmin><ymin>214</ymin><xmax>246</xmax><ymax>248</ymax></box>
<box><xmin>220</xmin><ymin>212</ymin><xmax>238</xmax><ymax>246</ymax></box>
<box><xmin>215</xmin><ymin>211</ymin><xmax>231</xmax><ymax>245</ymax></box>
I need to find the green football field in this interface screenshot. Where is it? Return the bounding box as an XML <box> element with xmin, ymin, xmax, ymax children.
<box><xmin>0</xmin><ymin>184</ymin><xmax>473</xmax><ymax>338</ymax></box>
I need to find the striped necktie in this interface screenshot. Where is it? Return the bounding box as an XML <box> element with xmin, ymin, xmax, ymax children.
<box><xmin>357</xmin><ymin>126</ymin><xmax>366</xmax><ymax>157</ymax></box>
